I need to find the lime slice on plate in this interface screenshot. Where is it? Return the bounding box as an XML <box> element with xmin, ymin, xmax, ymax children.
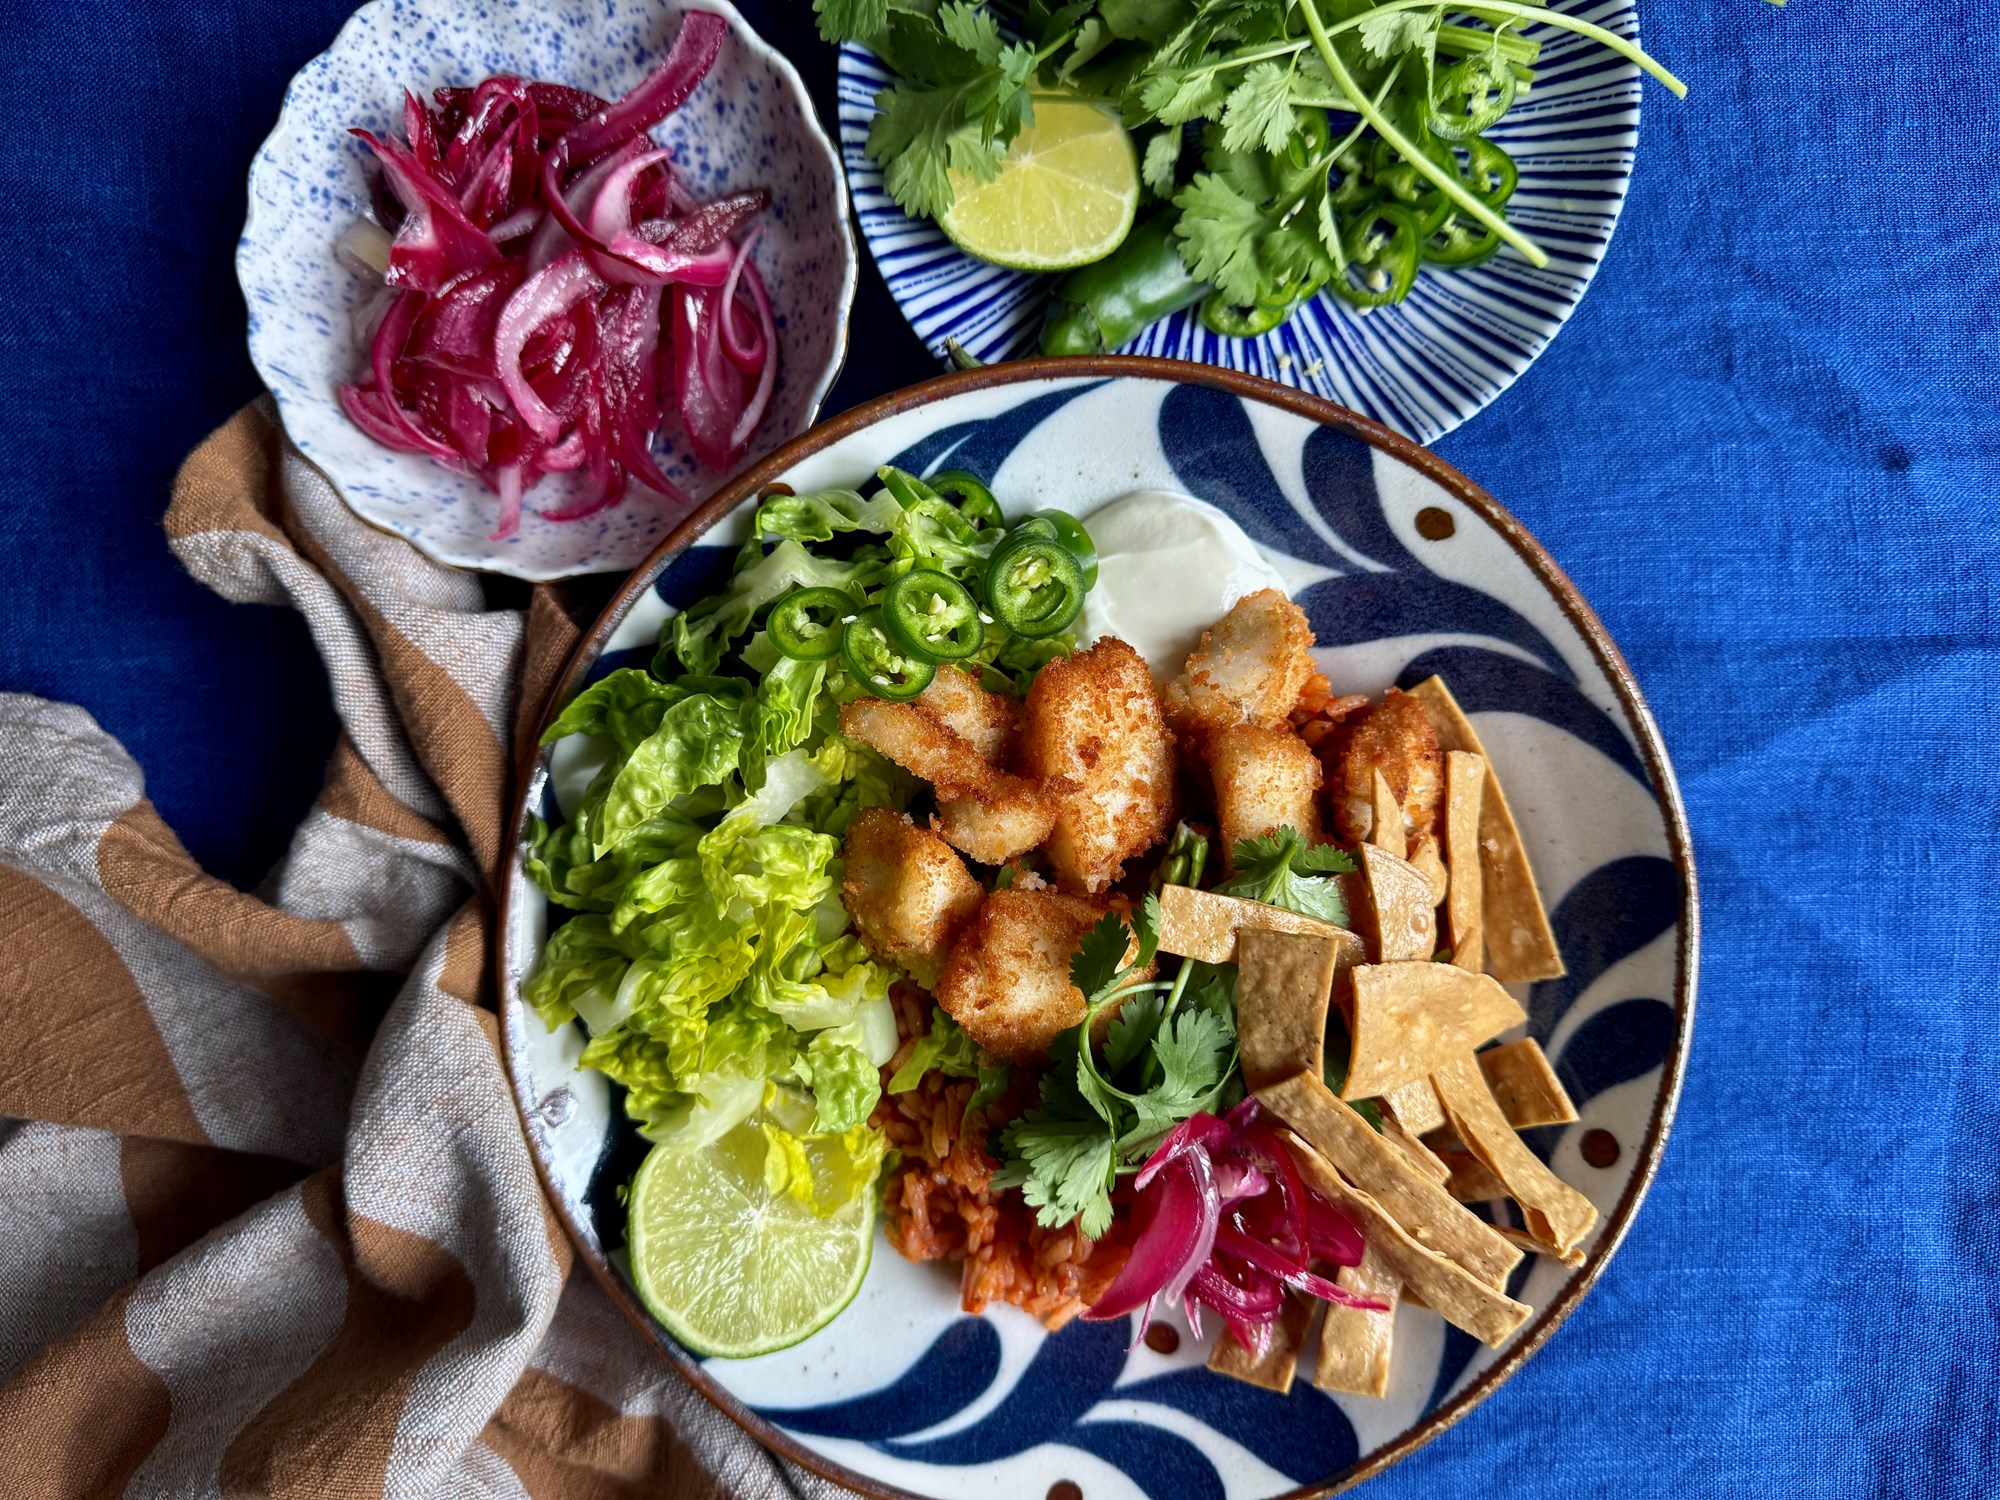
<box><xmin>627</xmin><ymin>1124</ymin><xmax>874</xmax><ymax>1359</ymax></box>
<box><xmin>940</xmin><ymin>98</ymin><xmax>1139</xmax><ymax>272</ymax></box>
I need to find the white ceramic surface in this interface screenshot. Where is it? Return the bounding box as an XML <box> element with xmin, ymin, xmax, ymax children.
<box><xmin>501</xmin><ymin>365</ymin><xmax>1696</xmax><ymax>1498</ymax></box>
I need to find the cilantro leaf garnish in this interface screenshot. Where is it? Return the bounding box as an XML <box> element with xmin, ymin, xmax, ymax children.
<box><xmin>1216</xmin><ymin>825</ymin><xmax>1355</xmax><ymax>924</ymax></box>
<box><xmin>998</xmin><ymin>896</ymin><xmax>1239</xmax><ymax>1234</ymax></box>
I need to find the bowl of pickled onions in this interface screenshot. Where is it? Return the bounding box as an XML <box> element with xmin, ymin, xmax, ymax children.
<box><xmin>240</xmin><ymin>0</ymin><xmax>854</xmax><ymax>579</ymax></box>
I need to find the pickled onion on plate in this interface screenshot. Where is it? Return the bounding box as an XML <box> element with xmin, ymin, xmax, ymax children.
<box><xmin>334</xmin><ymin>10</ymin><xmax>777</xmax><ymax>540</ymax></box>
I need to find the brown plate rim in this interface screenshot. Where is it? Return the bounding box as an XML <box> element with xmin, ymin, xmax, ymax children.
<box><xmin>494</xmin><ymin>354</ymin><xmax>1699</xmax><ymax>1500</ymax></box>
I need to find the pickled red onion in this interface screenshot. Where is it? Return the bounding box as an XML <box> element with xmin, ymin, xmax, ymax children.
<box><xmin>333</xmin><ymin>10</ymin><xmax>775</xmax><ymax>538</ymax></box>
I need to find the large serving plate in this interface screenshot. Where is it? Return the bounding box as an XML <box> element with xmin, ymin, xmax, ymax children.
<box><xmin>239</xmin><ymin>0</ymin><xmax>855</xmax><ymax>580</ymax></box>
<box><xmin>498</xmin><ymin>358</ymin><xmax>1696</xmax><ymax>1498</ymax></box>
<box><xmin>838</xmin><ymin>0</ymin><xmax>1648</xmax><ymax>444</ymax></box>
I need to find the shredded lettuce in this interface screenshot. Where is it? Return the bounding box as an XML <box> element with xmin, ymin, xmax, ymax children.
<box><xmin>526</xmin><ymin>473</ymin><xmax>1025</xmax><ymax>1216</ymax></box>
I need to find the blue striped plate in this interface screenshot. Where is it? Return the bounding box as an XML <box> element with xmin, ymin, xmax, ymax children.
<box><xmin>837</xmin><ymin>1</ymin><xmax>1644</xmax><ymax>443</ymax></box>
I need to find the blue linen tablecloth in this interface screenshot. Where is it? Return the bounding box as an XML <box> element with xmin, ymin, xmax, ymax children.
<box><xmin>1</xmin><ymin>1</ymin><xmax>1992</xmax><ymax>1494</ymax></box>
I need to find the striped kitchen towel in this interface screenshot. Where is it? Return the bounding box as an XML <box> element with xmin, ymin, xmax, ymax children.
<box><xmin>0</xmin><ymin>401</ymin><xmax>846</xmax><ymax>1499</ymax></box>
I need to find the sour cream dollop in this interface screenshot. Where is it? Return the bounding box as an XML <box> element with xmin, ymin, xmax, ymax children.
<box><xmin>1076</xmin><ymin>490</ymin><xmax>1289</xmax><ymax>683</ymax></box>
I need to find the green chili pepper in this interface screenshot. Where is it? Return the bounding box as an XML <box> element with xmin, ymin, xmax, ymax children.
<box><xmin>1331</xmin><ymin>202</ymin><xmax>1423</xmax><ymax>309</ymax></box>
<box><xmin>1328</xmin><ymin>140</ymin><xmax>1378</xmax><ymax>209</ymax></box>
<box><xmin>767</xmin><ymin>586</ymin><xmax>852</xmax><ymax>661</ymax></box>
<box><xmin>984</xmin><ymin>536</ymin><xmax>1086</xmax><ymax>638</ymax></box>
<box><xmin>1025</xmin><ymin>509</ymin><xmax>1098</xmax><ymax>589</ymax></box>
<box><xmin>1420</xmin><ymin>215</ymin><xmax>1504</xmax><ymax>267</ymax></box>
<box><xmin>1427</xmin><ymin>54</ymin><xmax>1518</xmax><ymax>141</ymax></box>
<box><xmin>841</xmin><ymin>606</ymin><xmax>936</xmax><ymax>700</ymax></box>
<box><xmin>1441</xmin><ymin>136</ymin><xmax>1519</xmax><ymax>208</ymax></box>
<box><xmin>1039</xmin><ymin>211</ymin><xmax>1210</xmax><ymax>356</ymax></box>
<box><xmin>1009</xmin><ymin>515</ymin><xmax>1059</xmax><ymax>543</ymax></box>
<box><xmin>881</xmin><ymin>569</ymin><xmax>984</xmax><ymax>661</ymax></box>
<box><xmin>1371</xmin><ymin>135</ymin><xmax>1455</xmax><ymax>238</ymax></box>
<box><xmin>1199</xmin><ymin>290</ymin><xmax>1299</xmax><ymax>339</ymax></box>
<box><xmin>926</xmin><ymin>470</ymin><xmax>1003</xmax><ymax>529</ymax></box>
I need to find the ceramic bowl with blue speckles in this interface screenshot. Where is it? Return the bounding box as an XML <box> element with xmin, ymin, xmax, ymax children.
<box><xmin>239</xmin><ymin>0</ymin><xmax>855</xmax><ymax>580</ymax></box>
<box><xmin>498</xmin><ymin>359</ymin><xmax>1697</xmax><ymax>1500</ymax></box>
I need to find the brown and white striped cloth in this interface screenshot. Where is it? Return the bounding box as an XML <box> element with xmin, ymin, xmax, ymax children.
<box><xmin>0</xmin><ymin>401</ymin><xmax>849</xmax><ymax>1499</ymax></box>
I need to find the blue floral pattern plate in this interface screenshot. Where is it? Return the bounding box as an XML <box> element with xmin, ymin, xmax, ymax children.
<box><xmin>239</xmin><ymin>0</ymin><xmax>855</xmax><ymax>580</ymax></box>
<box><xmin>837</xmin><ymin>0</ymin><xmax>1646</xmax><ymax>445</ymax></box>
<box><xmin>499</xmin><ymin>359</ymin><xmax>1696</xmax><ymax>1498</ymax></box>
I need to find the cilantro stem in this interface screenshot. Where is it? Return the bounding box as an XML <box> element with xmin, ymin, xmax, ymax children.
<box><xmin>1298</xmin><ymin>0</ymin><xmax>1546</xmax><ymax>267</ymax></box>
<box><xmin>1316</xmin><ymin>0</ymin><xmax>1686</xmax><ymax>98</ymax></box>
<box><xmin>1438</xmin><ymin>22</ymin><xmax>1539</xmax><ymax>65</ymax></box>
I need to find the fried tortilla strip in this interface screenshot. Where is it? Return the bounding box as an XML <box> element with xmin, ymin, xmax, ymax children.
<box><xmin>1155</xmin><ymin>884</ymin><xmax>1364</xmax><ymax>968</ymax></box>
<box><xmin>1369</xmin><ymin>770</ymin><xmax>1405</xmax><ymax>857</ymax></box>
<box><xmin>1432</xmin><ymin>1053</ymin><xmax>1598</xmax><ymax>1258</ymax></box>
<box><xmin>1236</xmin><ymin>928</ymin><xmax>1340</xmax><ymax>1091</ymax></box>
<box><xmin>1360</xmin><ymin>844</ymin><xmax>1438</xmax><ymax>963</ymax></box>
<box><xmin>1381</xmin><ymin>1109</ymin><xmax>1451</xmax><ymax>1184</ymax></box>
<box><xmin>1209</xmin><ymin>1288</ymin><xmax>1314</xmax><ymax>1393</ymax></box>
<box><xmin>1379</xmin><ymin>1078</ymin><xmax>1447</xmax><ymax>1137</ymax></box>
<box><xmin>1405</xmin><ymin>676</ymin><xmax>1564</xmax><ymax>982</ymax></box>
<box><xmin>1409</xmin><ymin>834</ymin><xmax>1448</xmax><ymax>907</ymax></box>
<box><xmin>1478</xmin><ymin>1038</ymin><xmax>1579</xmax><ymax>1128</ymax></box>
<box><xmin>1284</xmin><ymin>1129</ymin><xmax>1531</xmax><ymax>1349</ymax></box>
<box><xmin>1494</xmin><ymin>1224</ymin><xmax>1586</xmax><ymax>1269</ymax></box>
<box><xmin>1434</xmin><ymin>1143</ymin><xmax>1508</xmax><ymax>1204</ymax></box>
<box><xmin>1257</xmin><ymin>1071</ymin><xmax>1520</xmax><ymax>1288</ymax></box>
<box><xmin>1314</xmin><ymin>1243</ymin><xmax>1401</xmax><ymax>1398</ymax></box>
<box><xmin>1343</xmin><ymin>963</ymin><xmax>1526</xmax><ymax>1100</ymax></box>
<box><xmin>1442</xmin><ymin>750</ymin><xmax>1486</xmax><ymax>972</ymax></box>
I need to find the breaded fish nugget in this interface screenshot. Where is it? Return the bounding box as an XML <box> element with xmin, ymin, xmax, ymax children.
<box><xmin>933</xmin><ymin>782</ymin><xmax>1060</xmax><ymax>866</ymax></box>
<box><xmin>840</xmin><ymin>807</ymin><xmax>984</xmax><ymax>989</ymax></box>
<box><xmin>918</xmin><ymin>665</ymin><xmax>1017</xmax><ymax>765</ymax></box>
<box><xmin>1017</xmin><ymin>638</ymin><xmax>1176</xmax><ymax>893</ymax></box>
<box><xmin>1210</xmin><ymin>722</ymin><xmax>1323</xmax><ymax>859</ymax></box>
<box><xmin>840</xmin><ymin>698</ymin><xmax>1016</xmax><ymax>800</ymax></box>
<box><xmin>1329</xmin><ymin>689</ymin><xmax>1443</xmax><ymax>850</ymax></box>
<box><xmin>935</xmin><ymin>887</ymin><xmax>1106</xmax><ymax>1061</ymax></box>
<box><xmin>1164</xmin><ymin>589</ymin><xmax>1318</xmax><ymax>739</ymax></box>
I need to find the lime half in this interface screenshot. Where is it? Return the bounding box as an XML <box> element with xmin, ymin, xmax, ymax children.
<box><xmin>941</xmin><ymin>98</ymin><xmax>1139</xmax><ymax>273</ymax></box>
<box><xmin>627</xmin><ymin>1125</ymin><xmax>874</xmax><ymax>1359</ymax></box>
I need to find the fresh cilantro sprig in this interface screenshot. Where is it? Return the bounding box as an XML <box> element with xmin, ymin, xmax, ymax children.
<box><xmin>996</xmin><ymin>894</ymin><xmax>1237</xmax><ymax>1237</ymax></box>
<box><xmin>1216</xmin><ymin>824</ymin><xmax>1355</xmax><ymax>924</ymax></box>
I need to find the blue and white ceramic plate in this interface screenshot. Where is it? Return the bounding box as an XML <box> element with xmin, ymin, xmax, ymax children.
<box><xmin>838</xmin><ymin>0</ymin><xmax>1645</xmax><ymax>444</ymax></box>
<box><xmin>499</xmin><ymin>360</ymin><xmax>1696</xmax><ymax>1498</ymax></box>
<box><xmin>239</xmin><ymin>0</ymin><xmax>855</xmax><ymax>581</ymax></box>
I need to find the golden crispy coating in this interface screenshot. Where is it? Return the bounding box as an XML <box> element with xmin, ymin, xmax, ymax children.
<box><xmin>1163</xmin><ymin>589</ymin><xmax>1318</xmax><ymax>741</ymax></box>
<box><xmin>933</xmin><ymin>782</ymin><xmax>1060</xmax><ymax>866</ymax></box>
<box><xmin>840</xmin><ymin>808</ymin><xmax>985</xmax><ymax>990</ymax></box>
<box><xmin>1017</xmin><ymin>638</ymin><xmax>1177</xmax><ymax>893</ymax></box>
<box><xmin>1209</xmin><ymin>722</ymin><xmax>1323</xmax><ymax>861</ymax></box>
<box><xmin>935</xmin><ymin>887</ymin><xmax>1107</xmax><ymax>1062</ymax></box>
<box><xmin>1329</xmin><ymin>689</ymin><xmax>1442</xmax><ymax>850</ymax></box>
<box><xmin>839</xmin><ymin>698</ymin><xmax>1016</xmax><ymax>801</ymax></box>
<box><xmin>918</xmin><ymin>666</ymin><xmax>1018</xmax><ymax>765</ymax></box>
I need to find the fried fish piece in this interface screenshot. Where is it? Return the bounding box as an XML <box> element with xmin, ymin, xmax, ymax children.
<box><xmin>933</xmin><ymin>782</ymin><xmax>1060</xmax><ymax>866</ymax></box>
<box><xmin>1209</xmin><ymin>722</ymin><xmax>1324</xmax><ymax>861</ymax></box>
<box><xmin>840</xmin><ymin>807</ymin><xmax>984</xmax><ymax>990</ymax></box>
<box><xmin>917</xmin><ymin>665</ymin><xmax>1018</xmax><ymax>765</ymax></box>
<box><xmin>839</xmin><ymin>698</ymin><xmax>1017</xmax><ymax>801</ymax></box>
<box><xmin>1328</xmin><ymin>688</ymin><xmax>1443</xmax><ymax>850</ymax></box>
<box><xmin>1016</xmin><ymin>637</ymin><xmax>1176</xmax><ymax>893</ymax></box>
<box><xmin>935</xmin><ymin>887</ymin><xmax>1109</xmax><ymax>1062</ymax></box>
<box><xmin>1163</xmin><ymin>588</ymin><xmax>1318</xmax><ymax>741</ymax></box>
